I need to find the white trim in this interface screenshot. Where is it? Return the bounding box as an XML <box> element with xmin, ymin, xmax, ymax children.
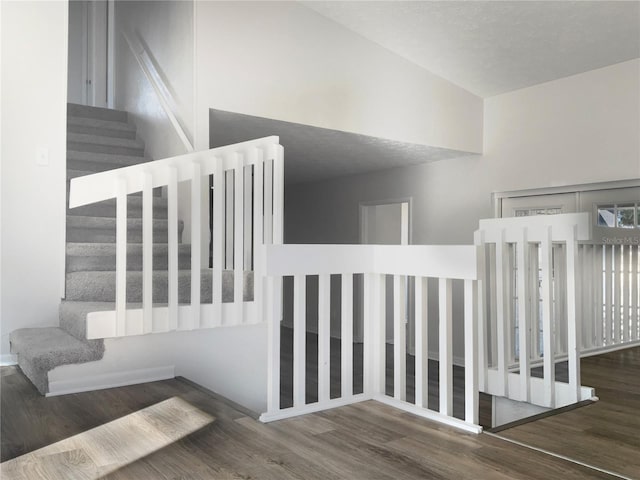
<box><xmin>259</xmin><ymin>393</ymin><xmax>370</xmax><ymax>422</ymax></box>
<box><xmin>120</xmin><ymin>27</ymin><xmax>194</xmax><ymax>152</ymax></box>
<box><xmin>374</xmin><ymin>394</ymin><xmax>483</xmax><ymax>434</ymax></box>
<box><xmin>359</xmin><ymin>197</ymin><xmax>413</xmax><ymax>245</ymax></box>
<box><xmin>1</xmin><ymin>354</ymin><xmax>17</xmax><ymax>366</ymax></box>
<box><xmin>494</xmin><ymin>178</ymin><xmax>640</xmax><ymax>201</ymax></box>
<box><xmin>46</xmin><ymin>365</ymin><xmax>175</xmax><ymax>397</ymax></box>
<box><xmin>493</xmin><ymin>179</ymin><xmax>640</xmax><ymax>218</ymax></box>
<box><xmin>107</xmin><ymin>0</ymin><xmax>115</xmax><ymax>108</ymax></box>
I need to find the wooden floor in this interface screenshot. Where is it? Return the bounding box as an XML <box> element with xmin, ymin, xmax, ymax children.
<box><xmin>1</xmin><ymin>363</ymin><xmax>624</xmax><ymax>480</ymax></box>
<box><xmin>494</xmin><ymin>346</ymin><xmax>640</xmax><ymax>479</ymax></box>
<box><xmin>279</xmin><ymin>328</ymin><xmax>492</xmax><ymax>426</ymax></box>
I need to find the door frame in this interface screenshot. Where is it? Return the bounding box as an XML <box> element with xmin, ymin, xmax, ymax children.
<box><xmin>492</xmin><ymin>178</ymin><xmax>640</xmax><ymax>218</ymax></box>
<box><xmin>359</xmin><ymin>197</ymin><xmax>412</xmax><ymax>246</ymax></box>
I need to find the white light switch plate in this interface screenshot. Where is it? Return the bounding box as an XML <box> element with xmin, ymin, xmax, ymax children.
<box><xmin>36</xmin><ymin>147</ymin><xmax>49</xmax><ymax>166</ymax></box>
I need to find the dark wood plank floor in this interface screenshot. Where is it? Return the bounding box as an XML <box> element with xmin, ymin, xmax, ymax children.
<box><xmin>495</xmin><ymin>346</ymin><xmax>640</xmax><ymax>479</ymax></box>
<box><xmin>279</xmin><ymin>327</ymin><xmax>492</xmax><ymax>426</ymax></box>
<box><xmin>1</xmin><ymin>362</ymin><xmax>621</xmax><ymax>479</ymax></box>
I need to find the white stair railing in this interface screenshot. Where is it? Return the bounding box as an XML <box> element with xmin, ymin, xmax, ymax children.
<box><xmin>259</xmin><ymin>244</ymin><xmax>482</xmax><ymax>434</ymax></box>
<box><xmin>475</xmin><ymin>213</ymin><xmax>595</xmax><ymax>409</ymax></box>
<box><xmin>69</xmin><ymin>136</ymin><xmax>284</xmax><ymax>338</ymax></box>
<box><xmin>579</xmin><ymin>242</ymin><xmax>640</xmax><ymax>353</ymax></box>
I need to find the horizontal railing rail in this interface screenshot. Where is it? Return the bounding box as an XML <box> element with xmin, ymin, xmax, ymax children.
<box><xmin>259</xmin><ymin>244</ymin><xmax>482</xmax><ymax>434</ymax></box>
<box><xmin>69</xmin><ymin>136</ymin><xmax>284</xmax><ymax>338</ymax></box>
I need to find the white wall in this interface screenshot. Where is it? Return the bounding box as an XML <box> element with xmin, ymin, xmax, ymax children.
<box><xmin>286</xmin><ymin>59</ymin><xmax>640</xmax><ymax>246</ymax></box>
<box><xmin>49</xmin><ymin>324</ymin><xmax>268</xmax><ymax>413</ymax></box>
<box><xmin>285</xmin><ymin>59</ymin><xmax>640</xmax><ymax>358</ymax></box>
<box><xmin>114</xmin><ymin>0</ymin><xmax>194</xmax><ymax>161</ymax></box>
<box><xmin>193</xmin><ymin>1</ymin><xmax>483</xmax><ymax>154</ymax></box>
<box><xmin>0</xmin><ymin>0</ymin><xmax>69</xmax><ymax>361</ymax></box>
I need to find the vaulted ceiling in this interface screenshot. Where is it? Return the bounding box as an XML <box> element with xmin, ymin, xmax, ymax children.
<box><xmin>304</xmin><ymin>1</ymin><xmax>640</xmax><ymax>97</ymax></box>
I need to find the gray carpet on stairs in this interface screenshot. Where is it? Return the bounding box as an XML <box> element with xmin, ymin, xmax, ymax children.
<box><xmin>11</xmin><ymin>104</ymin><xmax>179</xmax><ymax>395</ymax></box>
<box><xmin>10</xmin><ymin>327</ymin><xmax>105</xmax><ymax>394</ymax></box>
<box><xmin>13</xmin><ymin>103</ymin><xmax>255</xmax><ymax>396</ymax></box>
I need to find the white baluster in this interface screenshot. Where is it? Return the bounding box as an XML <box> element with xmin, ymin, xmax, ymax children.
<box><xmin>517</xmin><ymin>230</ymin><xmax>531</xmax><ymax>402</ymax></box>
<box><xmin>495</xmin><ymin>230</ymin><xmax>508</xmax><ymax>396</ymax></box>
<box><xmin>234</xmin><ymin>153</ymin><xmax>244</xmax><ymax>324</ymax></box>
<box><xmin>253</xmin><ymin>148</ymin><xmax>264</xmax><ymax>314</ymax></box>
<box><xmin>464</xmin><ymin>278</ymin><xmax>478</xmax><ymax>425</ymax></box>
<box><xmin>373</xmin><ymin>274</ymin><xmax>386</xmax><ymax>396</ymax></box>
<box><xmin>190</xmin><ymin>162</ymin><xmax>201</xmax><ymax>329</ymax></box>
<box><xmin>263</xmin><ymin>152</ymin><xmax>273</xmax><ymax>245</ymax></box>
<box><xmin>632</xmin><ymin>246</ymin><xmax>639</xmax><ymax>341</ymax></box>
<box><xmin>540</xmin><ymin>227</ymin><xmax>555</xmax><ymax>408</ymax></box>
<box><xmin>414</xmin><ymin>276</ymin><xmax>428</xmax><ymax>409</ymax></box>
<box><xmin>393</xmin><ymin>275</ymin><xmax>406</xmax><ymax>401</ymax></box>
<box><xmin>362</xmin><ymin>272</ymin><xmax>373</xmax><ymax>398</ymax></box>
<box><xmin>439</xmin><ymin>278</ymin><xmax>453</xmax><ymax>416</ymax></box>
<box><xmin>318</xmin><ymin>273</ymin><xmax>331</xmax><ymax>402</ymax></box>
<box><xmin>115</xmin><ymin>177</ymin><xmax>127</xmax><ymax>336</ymax></box>
<box><xmin>342</xmin><ymin>273</ymin><xmax>353</xmax><ymax>399</ymax></box>
<box><xmin>167</xmin><ymin>166</ymin><xmax>178</xmax><ymax>331</ymax></box>
<box><xmin>142</xmin><ymin>171</ymin><xmax>153</xmax><ymax>334</ymax></box>
<box><xmin>566</xmin><ymin>226</ymin><xmax>581</xmax><ymax>403</ymax></box>
<box><xmin>212</xmin><ymin>156</ymin><xmax>224</xmax><ymax>326</ymax></box>
<box><xmin>293</xmin><ymin>275</ymin><xmax>306</xmax><ymax>407</ymax></box>
<box><xmin>273</xmin><ymin>144</ymin><xmax>284</xmax><ymax>245</ymax></box>
<box><xmin>265</xmin><ymin>276</ymin><xmax>280</xmax><ymax>413</ymax></box>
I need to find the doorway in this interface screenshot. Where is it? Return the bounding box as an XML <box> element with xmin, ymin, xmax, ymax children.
<box><xmin>67</xmin><ymin>0</ymin><xmax>113</xmax><ymax>107</ymax></box>
<box><xmin>360</xmin><ymin>201</ymin><xmax>410</xmax><ymax>246</ymax></box>
<box><xmin>358</xmin><ymin>200</ymin><xmax>411</xmax><ymax>348</ymax></box>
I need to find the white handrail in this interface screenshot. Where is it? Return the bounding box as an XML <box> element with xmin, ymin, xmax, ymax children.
<box><xmin>121</xmin><ymin>27</ymin><xmax>194</xmax><ymax>153</ymax></box>
<box><xmin>69</xmin><ymin>136</ymin><xmax>278</xmax><ymax>207</ymax></box>
<box><xmin>69</xmin><ymin>137</ymin><xmax>284</xmax><ymax>339</ymax></box>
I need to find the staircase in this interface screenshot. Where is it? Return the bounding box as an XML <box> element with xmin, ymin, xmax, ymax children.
<box><xmin>9</xmin><ymin>103</ymin><xmax>184</xmax><ymax>394</ymax></box>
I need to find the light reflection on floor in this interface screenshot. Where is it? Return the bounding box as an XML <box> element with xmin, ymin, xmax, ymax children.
<box><xmin>0</xmin><ymin>397</ymin><xmax>215</xmax><ymax>480</ymax></box>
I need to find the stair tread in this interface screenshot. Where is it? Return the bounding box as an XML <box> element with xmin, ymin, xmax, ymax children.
<box><xmin>65</xmin><ymin>269</ymin><xmax>254</xmax><ymax>303</ymax></box>
<box><xmin>68</xmin><ymin>116</ymin><xmax>136</xmax><ymax>132</ymax></box>
<box><xmin>68</xmin><ymin>140</ymin><xmax>145</xmax><ymax>157</ymax></box>
<box><xmin>67</xmin><ymin>215</ymin><xmax>181</xmax><ymax>228</ymax></box>
<box><xmin>10</xmin><ymin>327</ymin><xmax>103</xmax><ymax>365</ymax></box>
<box><xmin>67</xmin><ymin>103</ymin><xmax>128</xmax><ymax>122</ymax></box>
<box><xmin>66</xmin><ymin>191</ymin><xmax>168</xmax><ymax>207</ymax></box>
<box><xmin>68</xmin><ymin>132</ymin><xmax>144</xmax><ymax>150</ymax></box>
<box><xmin>66</xmin><ymin>242</ymin><xmax>188</xmax><ymax>256</ymax></box>
<box><xmin>66</xmin><ymin>268</ymin><xmax>227</xmax><ymax>278</ymax></box>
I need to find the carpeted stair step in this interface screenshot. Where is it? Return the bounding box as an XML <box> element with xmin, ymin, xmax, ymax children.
<box><xmin>68</xmin><ymin>103</ymin><xmax>128</xmax><ymax>122</ymax></box>
<box><xmin>67</xmin><ymin>194</ymin><xmax>168</xmax><ymax>218</ymax></box>
<box><xmin>68</xmin><ymin>132</ymin><xmax>144</xmax><ymax>151</ymax></box>
<box><xmin>67</xmin><ymin>117</ymin><xmax>137</xmax><ymax>140</ymax></box>
<box><xmin>68</xmin><ymin>137</ymin><xmax>145</xmax><ymax>157</ymax></box>
<box><xmin>9</xmin><ymin>327</ymin><xmax>104</xmax><ymax>395</ymax></box>
<box><xmin>66</xmin><ymin>243</ymin><xmax>190</xmax><ymax>272</ymax></box>
<box><xmin>66</xmin><ymin>216</ymin><xmax>183</xmax><ymax>243</ymax></box>
<box><xmin>67</xmin><ymin>150</ymin><xmax>148</xmax><ymax>172</ymax></box>
<box><xmin>65</xmin><ymin>270</ymin><xmax>254</xmax><ymax>303</ymax></box>
<box><xmin>59</xmin><ymin>301</ymin><xmax>116</xmax><ymax>341</ymax></box>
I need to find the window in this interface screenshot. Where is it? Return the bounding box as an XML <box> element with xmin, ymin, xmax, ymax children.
<box><xmin>597</xmin><ymin>203</ymin><xmax>639</xmax><ymax>228</ymax></box>
<box><xmin>514</xmin><ymin>207</ymin><xmax>562</xmax><ymax>217</ymax></box>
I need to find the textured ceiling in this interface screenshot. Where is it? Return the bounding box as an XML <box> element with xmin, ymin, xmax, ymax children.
<box><xmin>303</xmin><ymin>1</ymin><xmax>640</xmax><ymax>97</ymax></box>
<box><xmin>210</xmin><ymin>110</ymin><xmax>475</xmax><ymax>185</ymax></box>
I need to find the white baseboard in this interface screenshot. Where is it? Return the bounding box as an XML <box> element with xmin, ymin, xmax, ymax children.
<box><xmin>1</xmin><ymin>354</ymin><xmax>17</xmax><ymax>366</ymax></box>
<box><xmin>47</xmin><ymin>365</ymin><xmax>175</xmax><ymax>397</ymax></box>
